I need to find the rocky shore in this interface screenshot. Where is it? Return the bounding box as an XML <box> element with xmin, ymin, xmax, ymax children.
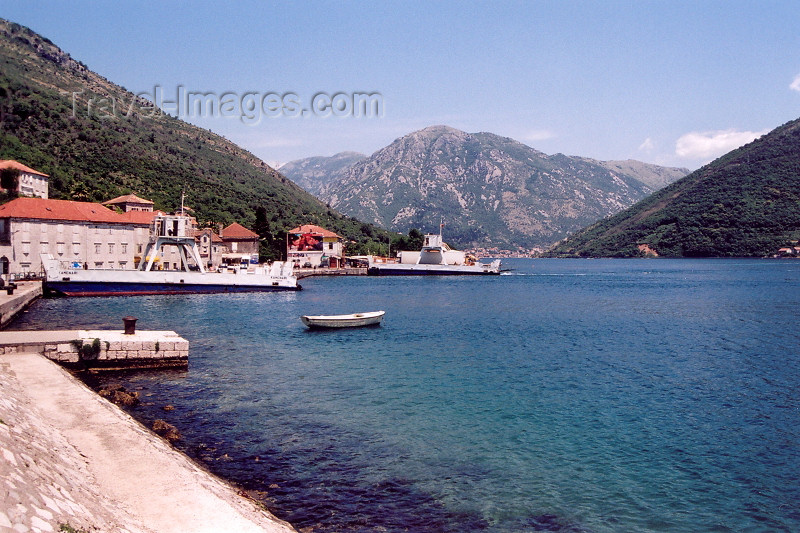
<box><xmin>0</xmin><ymin>351</ymin><xmax>296</xmax><ymax>533</ymax></box>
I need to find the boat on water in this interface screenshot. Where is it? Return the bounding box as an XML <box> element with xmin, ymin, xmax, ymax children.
<box><xmin>367</xmin><ymin>231</ymin><xmax>501</xmax><ymax>276</ymax></box>
<box><xmin>41</xmin><ymin>213</ymin><xmax>300</xmax><ymax>296</ymax></box>
<box><xmin>301</xmin><ymin>310</ymin><xmax>385</xmax><ymax>328</ymax></box>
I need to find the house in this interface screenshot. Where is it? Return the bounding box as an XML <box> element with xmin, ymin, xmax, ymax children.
<box><xmin>0</xmin><ymin>197</ymin><xmax>136</xmax><ymax>274</ymax></box>
<box><xmin>287</xmin><ymin>224</ymin><xmax>344</xmax><ymax>268</ymax></box>
<box><xmin>0</xmin><ymin>160</ymin><xmax>49</xmax><ymax>199</ymax></box>
<box><xmin>193</xmin><ymin>227</ymin><xmax>225</xmax><ymax>270</ymax></box>
<box><xmin>102</xmin><ymin>193</ymin><xmax>154</xmax><ymax>213</ymax></box>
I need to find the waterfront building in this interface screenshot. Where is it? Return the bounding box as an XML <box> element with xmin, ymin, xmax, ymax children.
<box><xmin>0</xmin><ymin>193</ymin><xmax>257</xmax><ymax>275</ymax></box>
<box><xmin>0</xmin><ymin>197</ymin><xmax>136</xmax><ymax>274</ymax></box>
<box><xmin>0</xmin><ymin>160</ymin><xmax>49</xmax><ymax>199</ymax></box>
<box><xmin>287</xmin><ymin>224</ymin><xmax>344</xmax><ymax>268</ymax></box>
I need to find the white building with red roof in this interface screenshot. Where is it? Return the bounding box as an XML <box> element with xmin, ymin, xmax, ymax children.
<box><xmin>287</xmin><ymin>224</ymin><xmax>343</xmax><ymax>268</ymax></box>
<box><xmin>0</xmin><ymin>160</ymin><xmax>49</xmax><ymax>199</ymax></box>
<box><xmin>102</xmin><ymin>193</ymin><xmax>154</xmax><ymax>213</ymax></box>
<box><xmin>0</xmin><ymin>192</ymin><xmax>261</xmax><ymax>275</ymax></box>
<box><xmin>0</xmin><ymin>197</ymin><xmax>137</xmax><ymax>274</ymax></box>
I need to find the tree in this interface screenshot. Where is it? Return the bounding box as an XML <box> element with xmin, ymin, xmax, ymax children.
<box><xmin>0</xmin><ymin>168</ymin><xmax>19</xmax><ymax>196</ymax></box>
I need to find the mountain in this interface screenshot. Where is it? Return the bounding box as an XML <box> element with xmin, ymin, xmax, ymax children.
<box><xmin>314</xmin><ymin>125</ymin><xmax>688</xmax><ymax>248</ymax></box>
<box><xmin>546</xmin><ymin>118</ymin><xmax>800</xmax><ymax>257</ymax></box>
<box><xmin>0</xmin><ymin>19</ymin><xmax>387</xmax><ymax>258</ymax></box>
<box><xmin>280</xmin><ymin>152</ymin><xmax>365</xmax><ymax>196</ymax></box>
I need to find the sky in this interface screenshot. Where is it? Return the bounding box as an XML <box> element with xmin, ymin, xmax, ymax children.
<box><xmin>2</xmin><ymin>0</ymin><xmax>800</xmax><ymax>170</ymax></box>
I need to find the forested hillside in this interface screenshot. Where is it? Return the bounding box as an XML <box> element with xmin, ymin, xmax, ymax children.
<box><xmin>546</xmin><ymin>118</ymin><xmax>800</xmax><ymax>257</ymax></box>
<box><xmin>0</xmin><ymin>19</ymin><xmax>389</xmax><ymax>258</ymax></box>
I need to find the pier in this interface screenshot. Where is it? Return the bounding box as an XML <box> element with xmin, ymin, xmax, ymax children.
<box><xmin>0</xmin><ymin>328</ymin><xmax>189</xmax><ymax>370</ymax></box>
<box><xmin>294</xmin><ymin>266</ymin><xmax>367</xmax><ymax>279</ymax></box>
<box><xmin>0</xmin><ymin>280</ymin><xmax>42</xmax><ymax>329</ymax></box>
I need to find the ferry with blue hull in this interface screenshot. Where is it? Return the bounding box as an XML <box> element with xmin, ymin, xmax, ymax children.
<box><xmin>41</xmin><ymin>213</ymin><xmax>300</xmax><ymax>296</ymax></box>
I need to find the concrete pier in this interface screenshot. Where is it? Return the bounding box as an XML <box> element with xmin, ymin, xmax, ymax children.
<box><xmin>0</xmin><ymin>281</ymin><xmax>42</xmax><ymax>329</ymax></box>
<box><xmin>0</xmin><ymin>329</ymin><xmax>189</xmax><ymax>370</ymax></box>
<box><xmin>0</xmin><ymin>351</ymin><xmax>296</xmax><ymax>532</ymax></box>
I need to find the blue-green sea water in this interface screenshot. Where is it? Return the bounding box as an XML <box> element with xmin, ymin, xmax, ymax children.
<box><xmin>14</xmin><ymin>259</ymin><xmax>800</xmax><ymax>532</ymax></box>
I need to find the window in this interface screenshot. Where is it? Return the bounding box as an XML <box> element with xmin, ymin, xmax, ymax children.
<box><xmin>22</xmin><ymin>241</ymin><xmax>31</xmax><ymax>255</ymax></box>
<box><xmin>95</xmin><ymin>243</ymin><xmax>102</xmax><ymax>254</ymax></box>
<box><xmin>57</xmin><ymin>242</ymin><xmax>65</xmax><ymax>255</ymax></box>
<box><xmin>121</xmin><ymin>243</ymin><xmax>128</xmax><ymax>254</ymax></box>
<box><xmin>108</xmin><ymin>243</ymin><xmax>115</xmax><ymax>254</ymax></box>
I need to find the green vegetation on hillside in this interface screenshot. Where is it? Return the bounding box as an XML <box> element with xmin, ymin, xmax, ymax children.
<box><xmin>546</xmin><ymin>118</ymin><xmax>800</xmax><ymax>257</ymax></box>
<box><xmin>0</xmin><ymin>19</ymin><xmax>390</xmax><ymax>260</ymax></box>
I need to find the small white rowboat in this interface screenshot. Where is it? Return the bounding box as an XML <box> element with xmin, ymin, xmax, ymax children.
<box><xmin>301</xmin><ymin>310</ymin><xmax>385</xmax><ymax>329</ymax></box>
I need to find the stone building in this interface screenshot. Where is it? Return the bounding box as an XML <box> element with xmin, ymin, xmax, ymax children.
<box><xmin>0</xmin><ymin>160</ymin><xmax>49</xmax><ymax>199</ymax></box>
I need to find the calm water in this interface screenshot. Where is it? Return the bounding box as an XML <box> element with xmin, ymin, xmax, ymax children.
<box><xmin>14</xmin><ymin>259</ymin><xmax>800</xmax><ymax>532</ymax></box>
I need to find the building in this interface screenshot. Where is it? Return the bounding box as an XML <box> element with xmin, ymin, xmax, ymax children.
<box><xmin>102</xmin><ymin>193</ymin><xmax>154</xmax><ymax>213</ymax></box>
<box><xmin>194</xmin><ymin>227</ymin><xmax>225</xmax><ymax>270</ymax></box>
<box><xmin>0</xmin><ymin>197</ymin><xmax>136</xmax><ymax>274</ymax></box>
<box><xmin>0</xmin><ymin>192</ymin><xmax>260</xmax><ymax>275</ymax></box>
<box><xmin>287</xmin><ymin>224</ymin><xmax>344</xmax><ymax>268</ymax></box>
<box><xmin>0</xmin><ymin>160</ymin><xmax>49</xmax><ymax>199</ymax></box>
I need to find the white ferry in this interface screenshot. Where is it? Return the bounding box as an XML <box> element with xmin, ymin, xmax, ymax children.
<box><xmin>41</xmin><ymin>213</ymin><xmax>300</xmax><ymax>296</ymax></box>
<box><xmin>367</xmin><ymin>232</ymin><xmax>501</xmax><ymax>276</ymax></box>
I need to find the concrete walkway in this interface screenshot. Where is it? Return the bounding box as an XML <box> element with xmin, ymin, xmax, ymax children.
<box><xmin>1</xmin><ymin>351</ymin><xmax>296</xmax><ymax>533</ymax></box>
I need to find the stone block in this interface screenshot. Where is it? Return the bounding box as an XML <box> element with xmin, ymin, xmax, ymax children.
<box><xmin>142</xmin><ymin>341</ymin><xmax>156</xmax><ymax>351</ymax></box>
<box><xmin>44</xmin><ymin>344</ymin><xmax>58</xmax><ymax>353</ymax></box>
<box><xmin>174</xmin><ymin>341</ymin><xmax>189</xmax><ymax>351</ymax></box>
<box><xmin>159</xmin><ymin>342</ymin><xmax>175</xmax><ymax>352</ymax></box>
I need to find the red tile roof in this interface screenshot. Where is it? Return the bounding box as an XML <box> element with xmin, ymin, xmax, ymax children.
<box><xmin>0</xmin><ymin>160</ymin><xmax>49</xmax><ymax>177</ymax></box>
<box><xmin>192</xmin><ymin>228</ymin><xmax>223</xmax><ymax>243</ymax></box>
<box><xmin>221</xmin><ymin>222</ymin><xmax>258</xmax><ymax>239</ymax></box>
<box><xmin>0</xmin><ymin>197</ymin><xmax>127</xmax><ymax>224</ymax></box>
<box><xmin>288</xmin><ymin>224</ymin><xmax>342</xmax><ymax>239</ymax></box>
<box><xmin>117</xmin><ymin>210</ymin><xmax>165</xmax><ymax>225</ymax></box>
<box><xmin>103</xmin><ymin>193</ymin><xmax>154</xmax><ymax>206</ymax></box>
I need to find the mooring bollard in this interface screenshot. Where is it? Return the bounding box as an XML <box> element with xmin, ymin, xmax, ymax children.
<box><xmin>123</xmin><ymin>316</ymin><xmax>137</xmax><ymax>335</ymax></box>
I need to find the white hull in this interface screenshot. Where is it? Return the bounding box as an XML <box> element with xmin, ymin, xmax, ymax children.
<box><xmin>367</xmin><ymin>260</ymin><xmax>501</xmax><ymax>276</ymax></box>
<box><xmin>301</xmin><ymin>311</ymin><xmax>385</xmax><ymax>328</ymax></box>
<box><xmin>41</xmin><ymin>255</ymin><xmax>299</xmax><ymax>296</ymax></box>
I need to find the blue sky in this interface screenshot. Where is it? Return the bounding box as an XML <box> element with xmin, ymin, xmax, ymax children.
<box><xmin>3</xmin><ymin>1</ymin><xmax>800</xmax><ymax>170</ymax></box>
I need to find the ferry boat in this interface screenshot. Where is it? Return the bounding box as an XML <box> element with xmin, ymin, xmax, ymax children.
<box><xmin>367</xmin><ymin>232</ymin><xmax>501</xmax><ymax>276</ymax></box>
<box><xmin>41</xmin><ymin>214</ymin><xmax>300</xmax><ymax>296</ymax></box>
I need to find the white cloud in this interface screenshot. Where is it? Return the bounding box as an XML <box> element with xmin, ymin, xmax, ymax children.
<box><xmin>791</xmin><ymin>73</ymin><xmax>800</xmax><ymax>92</ymax></box>
<box><xmin>520</xmin><ymin>129</ymin><xmax>556</xmax><ymax>143</ymax></box>
<box><xmin>675</xmin><ymin>129</ymin><xmax>768</xmax><ymax>161</ymax></box>
<box><xmin>638</xmin><ymin>137</ymin><xmax>655</xmax><ymax>152</ymax></box>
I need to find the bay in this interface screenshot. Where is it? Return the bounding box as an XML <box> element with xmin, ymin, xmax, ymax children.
<box><xmin>14</xmin><ymin>259</ymin><xmax>800</xmax><ymax>532</ymax></box>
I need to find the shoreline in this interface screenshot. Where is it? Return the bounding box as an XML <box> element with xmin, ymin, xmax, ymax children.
<box><xmin>0</xmin><ymin>350</ymin><xmax>297</xmax><ymax>532</ymax></box>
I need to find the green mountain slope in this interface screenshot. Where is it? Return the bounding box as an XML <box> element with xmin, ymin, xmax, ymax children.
<box><xmin>546</xmin><ymin>118</ymin><xmax>800</xmax><ymax>257</ymax></box>
<box><xmin>0</xmin><ymin>19</ymin><xmax>387</xmax><ymax>258</ymax></box>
